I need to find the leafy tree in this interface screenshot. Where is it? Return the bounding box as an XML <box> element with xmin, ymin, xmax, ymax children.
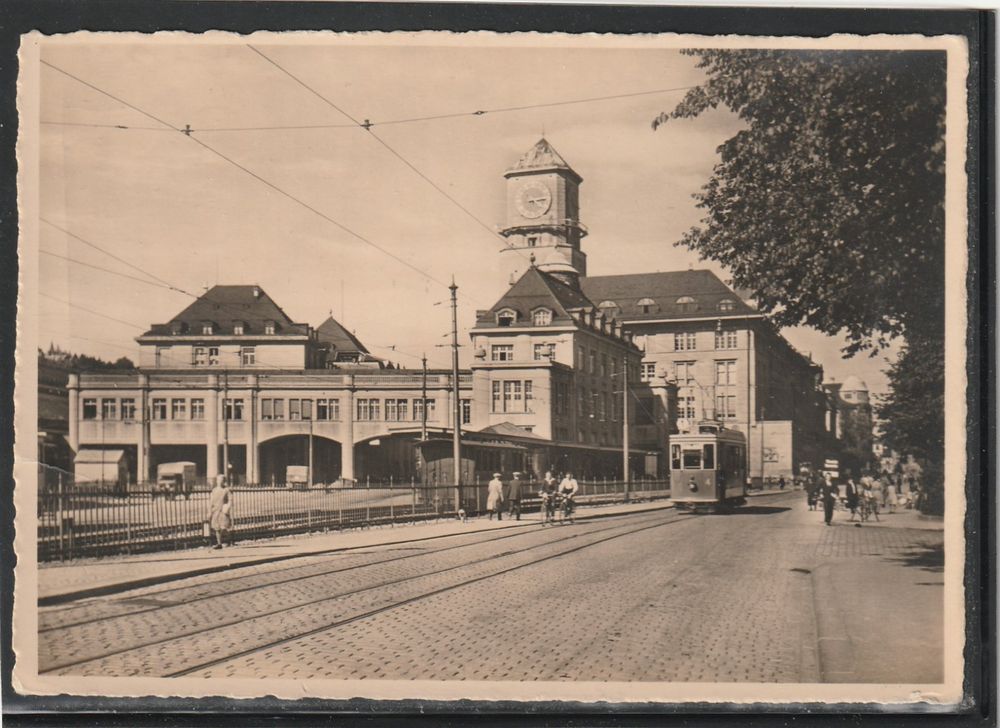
<box><xmin>655</xmin><ymin>49</ymin><xmax>946</xmax><ymax>352</ymax></box>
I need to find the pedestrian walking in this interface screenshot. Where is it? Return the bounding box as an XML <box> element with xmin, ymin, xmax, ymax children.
<box><xmin>805</xmin><ymin>471</ymin><xmax>820</xmax><ymax>510</ymax></box>
<box><xmin>208</xmin><ymin>475</ymin><xmax>232</xmax><ymax>549</ymax></box>
<box><xmin>508</xmin><ymin>472</ymin><xmax>524</xmax><ymax>521</ymax></box>
<box><xmin>885</xmin><ymin>476</ymin><xmax>899</xmax><ymax>513</ymax></box>
<box><xmin>778</xmin><ymin>475</ymin><xmax>786</xmax><ymax>490</ymax></box>
<box><xmin>844</xmin><ymin>475</ymin><xmax>859</xmax><ymax>521</ymax></box>
<box><xmin>821</xmin><ymin>473</ymin><xmax>837</xmax><ymax>526</ymax></box>
<box><xmin>486</xmin><ymin>472</ymin><xmax>504</xmax><ymax>521</ymax></box>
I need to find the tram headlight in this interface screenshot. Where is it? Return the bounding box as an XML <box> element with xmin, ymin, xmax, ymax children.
<box><xmin>688</xmin><ymin>479</ymin><xmax>698</xmax><ymax>492</ymax></box>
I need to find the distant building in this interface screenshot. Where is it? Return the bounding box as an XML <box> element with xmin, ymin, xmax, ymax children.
<box><xmin>823</xmin><ymin>376</ymin><xmax>874</xmax><ymax>475</ymax></box>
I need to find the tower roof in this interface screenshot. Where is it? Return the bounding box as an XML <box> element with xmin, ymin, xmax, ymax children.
<box><xmin>505</xmin><ymin>138</ymin><xmax>581</xmax><ymax>181</ymax></box>
<box><xmin>474</xmin><ymin>266</ymin><xmax>594</xmax><ymax>328</ymax></box>
<box><xmin>315</xmin><ymin>315</ymin><xmax>370</xmax><ymax>355</ymax></box>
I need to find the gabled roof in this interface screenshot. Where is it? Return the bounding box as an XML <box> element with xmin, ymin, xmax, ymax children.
<box><xmin>477</xmin><ymin>422</ymin><xmax>548</xmax><ymax>441</ymax></box>
<box><xmin>505</xmin><ymin>138</ymin><xmax>581</xmax><ymax>182</ymax></box>
<box><xmin>141</xmin><ymin>285</ymin><xmax>310</xmax><ymax>337</ymax></box>
<box><xmin>580</xmin><ymin>270</ymin><xmax>758</xmax><ymax>321</ymax></box>
<box><xmin>474</xmin><ymin>267</ymin><xmax>596</xmax><ymax>328</ymax></box>
<box><xmin>315</xmin><ymin>316</ymin><xmax>370</xmax><ymax>355</ymax></box>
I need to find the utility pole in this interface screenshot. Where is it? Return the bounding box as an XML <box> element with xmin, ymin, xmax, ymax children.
<box><xmin>223</xmin><ymin>370</ymin><xmax>230</xmax><ymax>486</ymax></box>
<box><xmin>420</xmin><ymin>353</ymin><xmax>428</xmax><ymax>442</ymax></box>
<box><xmin>450</xmin><ymin>279</ymin><xmax>462</xmax><ymax>512</ymax></box>
<box><xmin>308</xmin><ymin>409</ymin><xmax>314</xmax><ymax>488</ymax></box>
<box><xmin>622</xmin><ymin>357</ymin><xmax>630</xmax><ymax>503</ymax></box>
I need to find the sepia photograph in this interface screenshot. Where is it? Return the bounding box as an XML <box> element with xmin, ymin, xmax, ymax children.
<box><xmin>9</xmin><ymin>27</ymin><xmax>974</xmax><ymax>708</ymax></box>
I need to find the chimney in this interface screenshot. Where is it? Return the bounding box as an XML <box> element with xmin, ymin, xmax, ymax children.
<box><xmin>253</xmin><ymin>286</ymin><xmax>261</xmax><ymax>298</ymax></box>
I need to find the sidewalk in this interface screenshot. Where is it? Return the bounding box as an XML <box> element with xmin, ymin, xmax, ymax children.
<box><xmin>790</xmin><ymin>495</ymin><xmax>945</xmax><ymax>683</ymax></box>
<box><xmin>38</xmin><ymin>497</ymin><xmax>677</xmax><ymax>605</ymax></box>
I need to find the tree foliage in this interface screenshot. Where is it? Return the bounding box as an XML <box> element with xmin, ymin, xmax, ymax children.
<box><xmin>655</xmin><ymin>50</ymin><xmax>946</xmax><ymax>353</ymax></box>
<box><xmin>876</xmin><ymin>335</ymin><xmax>944</xmax><ymax>466</ymax></box>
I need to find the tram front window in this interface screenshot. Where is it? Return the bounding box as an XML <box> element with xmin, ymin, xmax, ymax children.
<box><xmin>682</xmin><ymin>449</ymin><xmax>702</xmax><ymax>469</ymax></box>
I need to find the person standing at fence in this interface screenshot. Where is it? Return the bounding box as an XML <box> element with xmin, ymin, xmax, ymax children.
<box><xmin>486</xmin><ymin>472</ymin><xmax>504</xmax><ymax>521</ymax></box>
<box><xmin>507</xmin><ymin>472</ymin><xmax>524</xmax><ymax>521</ymax></box>
<box><xmin>208</xmin><ymin>475</ymin><xmax>233</xmax><ymax>549</ymax></box>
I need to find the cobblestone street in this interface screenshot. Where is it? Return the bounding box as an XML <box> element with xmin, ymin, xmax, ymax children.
<box><xmin>39</xmin><ymin>492</ymin><xmax>944</xmax><ymax>683</ymax></box>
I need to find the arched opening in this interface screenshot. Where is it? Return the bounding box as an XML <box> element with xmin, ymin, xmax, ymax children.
<box><xmin>258</xmin><ymin>434</ymin><xmax>342</xmax><ymax>486</ymax></box>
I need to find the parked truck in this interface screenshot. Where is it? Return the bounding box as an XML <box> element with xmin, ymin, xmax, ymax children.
<box><xmin>155</xmin><ymin>461</ymin><xmax>196</xmax><ymax>499</ymax></box>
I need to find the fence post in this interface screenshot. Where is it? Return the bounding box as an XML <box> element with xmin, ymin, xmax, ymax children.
<box><xmin>411</xmin><ymin>477</ymin><xmax>417</xmax><ymax>523</ymax></box>
<box><xmin>366</xmin><ymin>479</ymin><xmax>371</xmax><ymax>525</ymax></box>
<box><xmin>57</xmin><ymin>473</ymin><xmax>65</xmax><ymax>561</ymax></box>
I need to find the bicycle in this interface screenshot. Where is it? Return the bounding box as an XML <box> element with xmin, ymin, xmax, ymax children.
<box><xmin>859</xmin><ymin>494</ymin><xmax>880</xmax><ymax>522</ymax></box>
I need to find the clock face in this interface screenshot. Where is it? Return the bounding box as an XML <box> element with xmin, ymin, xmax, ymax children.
<box><xmin>516</xmin><ymin>182</ymin><xmax>552</xmax><ymax>219</ymax></box>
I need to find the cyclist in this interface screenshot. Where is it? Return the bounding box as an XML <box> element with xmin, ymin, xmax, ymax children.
<box><xmin>558</xmin><ymin>472</ymin><xmax>580</xmax><ymax>523</ymax></box>
<box><xmin>539</xmin><ymin>472</ymin><xmax>558</xmax><ymax>525</ymax></box>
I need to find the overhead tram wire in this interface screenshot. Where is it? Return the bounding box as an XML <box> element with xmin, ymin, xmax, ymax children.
<box><xmin>40</xmin><ymin>84</ymin><xmax>698</xmax><ymax>133</ymax></box>
<box><xmin>246</xmin><ymin>45</ymin><xmax>525</xmax><ymax>262</ymax></box>
<box><xmin>39</xmin><ymin>60</ymin><xmax>452</xmax><ymax>293</ymax></box>
<box><xmin>39</xmin><ymin>250</ymin><xmax>180</xmax><ymax>292</ymax></box>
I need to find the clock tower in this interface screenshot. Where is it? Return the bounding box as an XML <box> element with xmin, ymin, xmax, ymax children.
<box><xmin>500</xmin><ymin>138</ymin><xmax>588</xmax><ymax>288</ymax></box>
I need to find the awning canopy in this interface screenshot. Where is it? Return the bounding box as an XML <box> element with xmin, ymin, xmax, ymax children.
<box><xmin>74</xmin><ymin>449</ymin><xmax>126</xmax><ymax>465</ymax></box>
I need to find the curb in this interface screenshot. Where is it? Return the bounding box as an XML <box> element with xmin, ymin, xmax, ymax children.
<box><xmin>810</xmin><ymin>562</ymin><xmax>856</xmax><ymax>682</ymax></box>
<box><xmin>39</xmin><ymin>500</ymin><xmax>675</xmax><ymax>606</ymax></box>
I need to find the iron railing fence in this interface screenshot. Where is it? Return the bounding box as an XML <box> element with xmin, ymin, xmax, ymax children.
<box><xmin>37</xmin><ymin>476</ymin><xmax>671</xmax><ymax>562</ymax></box>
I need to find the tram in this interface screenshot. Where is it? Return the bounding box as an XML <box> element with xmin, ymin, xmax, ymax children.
<box><xmin>669</xmin><ymin>422</ymin><xmax>747</xmax><ymax>512</ymax></box>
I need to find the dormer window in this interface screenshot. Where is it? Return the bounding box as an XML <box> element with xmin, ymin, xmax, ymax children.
<box><xmin>531</xmin><ymin>308</ymin><xmax>552</xmax><ymax>326</ymax></box>
<box><xmin>170</xmin><ymin>321</ymin><xmax>187</xmax><ymax>335</ymax></box>
<box><xmin>597</xmin><ymin>300</ymin><xmax>620</xmax><ymax>317</ymax></box>
<box><xmin>718</xmin><ymin>298</ymin><xmax>736</xmax><ymax>312</ymax></box>
<box><xmin>676</xmin><ymin>296</ymin><xmax>697</xmax><ymax>312</ymax></box>
<box><xmin>264</xmin><ymin>320</ymin><xmax>277</xmax><ymax>335</ymax></box>
<box><xmin>201</xmin><ymin>321</ymin><xmax>215</xmax><ymax>335</ymax></box>
<box><xmin>526</xmin><ymin>235</ymin><xmax>539</xmax><ymax>247</ymax></box>
<box><xmin>637</xmin><ymin>298</ymin><xmax>657</xmax><ymax>315</ymax></box>
<box><xmin>234</xmin><ymin>322</ymin><xmax>246</xmax><ymax>335</ymax></box>
<box><xmin>496</xmin><ymin>309</ymin><xmax>517</xmax><ymax>327</ymax></box>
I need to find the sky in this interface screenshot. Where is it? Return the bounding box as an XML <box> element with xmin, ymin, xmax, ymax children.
<box><xmin>35</xmin><ymin>35</ymin><xmax>899</xmax><ymax>394</ymax></box>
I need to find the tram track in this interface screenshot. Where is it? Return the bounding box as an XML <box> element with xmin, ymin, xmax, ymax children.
<box><xmin>42</xmin><ymin>510</ymin><xmax>694</xmax><ymax>675</ymax></box>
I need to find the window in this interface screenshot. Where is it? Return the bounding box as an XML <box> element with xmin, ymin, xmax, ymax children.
<box><xmin>151</xmin><ymin>398</ymin><xmax>167</xmax><ymax>420</ymax></box>
<box><xmin>673</xmin><ymin>332</ymin><xmax>697</xmax><ymax>351</ymax></box>
<box><xmin>385</xmin><ymin>398</ymin><xmax>399</xmax><ymax>421</ymax></box>
<box><xmin>718</xmin><ymin>299</ymin><xmax>736</xmax><ymax>312</ymax></box>
<box><xmin>289</xmin><ymin>399</ymin><xmax>301</xmax><ymax>420</ymax></box>
<box><xmin>588</xmin><ymin>349</ymin><xmax>596</xmax><ymax>374</ymax></box>
<box><xmin>637</xmin><ymin>297</ymin><xmax>657</xmax><ymax>315</ymax></box>
<box><xmin>578</xmin><ymin>388</ymin><xmax>585</xmax><ymax>417</ymax></box>
<box><xmin>532</xmin><ymin>308</ymin><xmax>552</xmax><ymax>326</ymax></box>
<box><xmin>715</xmin><ymin>329</ymin><xmax>738</xmax><ymax>349</ymax></box>
<box><xmin>273</xmin><ymin>399</ymin><xmax>285</xmax><ymax>420</ymax></box>
<box><xmin>715</xmin><ymin>360</ymin><xmax>737</xmax><ymax>386</ymax></box>
<box><xmin>674</xmin><ymin>361</ymin><xmax>696</xmax><ymax>384</ymax></box>
<box><xmin>208</xmin><ymin>347</ymin><xmax>220</xmax><ymax>366</ymax></box>
<box><xmin>396</xmin><ymin>399</ymin><xmax>407</xmax><ymax>421</ymax></box>
<box><xmin>491</xmin><ymin>344</ymin><xmax>514</xmax><ymax>362</ymax></box>
<box><xmin>201</xmin><ymin>322</ymin><xmax>214</xmax><ymax>335</ymax></box>
<box><xmin>193</xmin><ymin>347</ymin><xmax>208</xmax><ymax>366</ymax></box>
<box><xmin>598</xmin><ymin>392</ymin><xmax>606</xmax><ymax>421</ymax></box>
<box><xmin>223</xmin><ymin>398</ymin><xmax>244</xmax><ymax>420</ymax></box>
<box><xmin>356</xmin><ymin>398</ymin><xmax>380</xmax><ymax>421</ymax></box>
<box><xmin>101</xmin><ymin>398</ymin><xmax>117</xmax><ymax>420</ymax></box>
<box><xmin>234</xmin><ymin>322</ymin><xmax>245</xmax><ymax>335</ymax></box>
<box><xmin>155</xmin><ymin>346</ymin><xmax>171</xmax><ymax>366</ymax></box>
<box><xmin>496</xmin><ymin>309</ymin><xmax>516</xmax><ymax>327</ymax></box>
<box><xmin>682</xmin><ymin>448</ymin><xmax>703</xmax><ymax>469</ymax></box>
<box><xmin>191</xmin><ymin>399</ymin><xmax>205</xmax><ymax>420</ymax></box>
<box><xmin>265</xmin><ymin>321</ymin><xmax>276</xmax><ymax>335</ymax></box>
<box><xmin>676</xmin><ymin>295</ymin><xmax>697</xmax><ymax>312</ymax></box>
<box><xmin>241</xmin><ymin>346</ymin><xmax>256</xmax><ymax>366</ymax></box>
<box><xmin>301</xmin><ymin>400</ymin><xmax>312</xmax><ymax>420</ymax></box>
<box><xmin>413</xmin><ymin>398</ymin><xmax>425</xmax><ymax>422</ymax></box>
<box><xmin>715</xmin><ymin>394</ymin><xmax>738</xmax><ymax>419</ymax></box>
<box><xmin>640</xmin><ymin>362</ymin><xmax>657</xmax><ymax>382</ymax></box>
<box><xmin>424</xmin><ymin>398</ymin><xmax>435</xmax><ymax>421</ymax></box>
<box><xmin>703</xmin><ymin>444</ymin><xmax>716</xmax><ymax>469</ymax></box>
<box><xmin>680</xmin><ymin>396</ymin><xmax>697</xmax><ymax>420</ymax></box>
<box><xmin>461</xmin><ymin>399</ymin><xmax>472</xmax><ymax>425</ymax></box>
<box><xmin>503</xmin><ymin>381</ymin><xmax>522</xmax><ymax>413</ymax></box>
<box><xmin>577</xmin><ymin>345</ymin><xmax>585</xmax><ymax>368</ymax></box>
<box><xmin>671</xmin><ymin>444</ymin><xmax>682</xmax><ymax>470</ymax></box>
<box><xmin>261</xmin><ymin>398</ymin><xmax>274</xmax><ymax>420</ymax></box>
<box><xmin>600</xmin><ymin>354</ymin><xmax>608</xmax><ymax>377</ymax></box>
<box><xmin>597</xmin><ymin>300</ymin><xmax>620</xmax><ymax>316</ymax></box>
<box><xmin>171</xmin><ymin>398</ymin><xmax>187</xmax><ymax>420</ymax></box>
<box><xmin>120</xmin><ymin>398</ymin><xmax>136</xmax><ymax>420</ymax></box>
<box><xmin>526</xmin><ymin>235</ymin><xmax>539</xmax><ymax>247</ymax></box>
<box><xmin>533</xmin><ymin>343</ymin><xmax>551</xmax><ymax>361</ymax></box>
<box><xmin>316</xmin><ymin>398</ymin><xmax>340</xmax><ymax>421</ymax></box>
<box><xmin>524</xmin><ymin>381</ymin><xmax>533</xmax><ymax>413</ymax></box>
<box><xmin>492</xmin><ymin>381</ymin><xmax>502</xmax><ymax>413</ymax></box>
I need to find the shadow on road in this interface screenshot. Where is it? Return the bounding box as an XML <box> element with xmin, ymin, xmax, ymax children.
<box><xmin>732</xmin><ymin>505</ymin><xmax>792</xmax><ymax>515</ymax></box>
<box><xmin>885</xmin><ymin>543</ymin><xmax>944</xmax><ymax>573</ymax></box>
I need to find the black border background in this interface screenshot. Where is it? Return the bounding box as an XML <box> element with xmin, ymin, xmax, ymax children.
<box><xmin>0</xmin><ymin>3</ymin><xmax>992</xmax><ymax>725</ymax></box>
